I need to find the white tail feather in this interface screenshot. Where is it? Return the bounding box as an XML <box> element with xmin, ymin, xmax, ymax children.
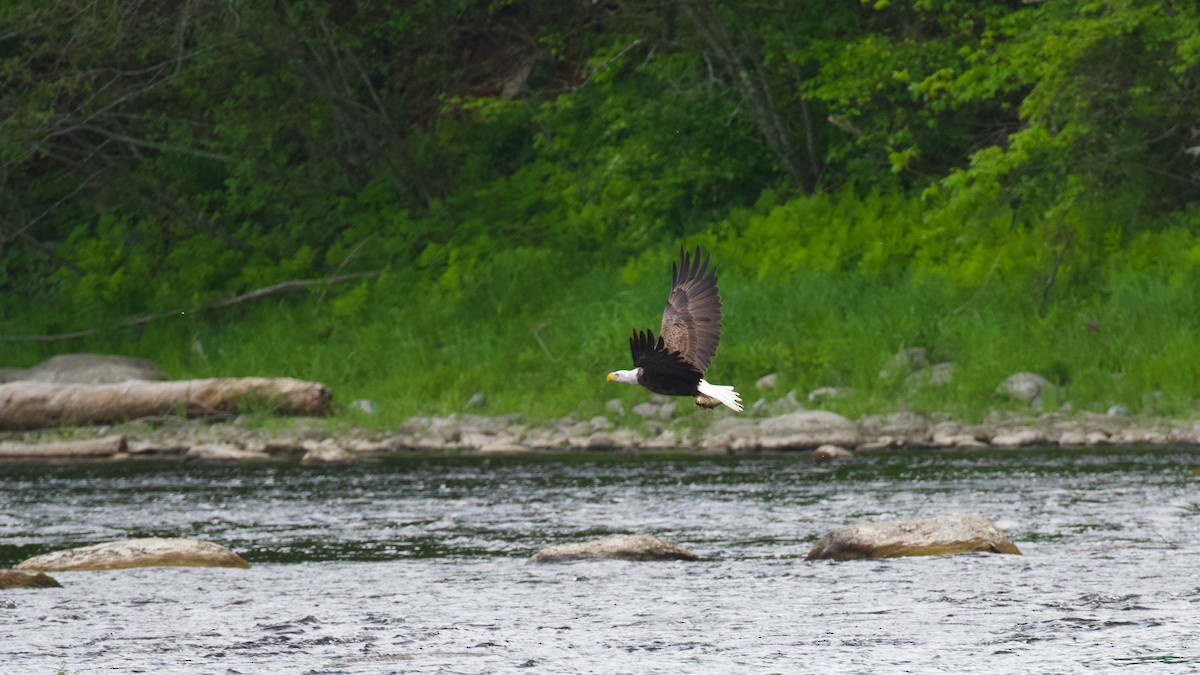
<box><xmin>697</xmin><ymin>379</ymin><xmax>743</xmax><ymax>412</ymax></box>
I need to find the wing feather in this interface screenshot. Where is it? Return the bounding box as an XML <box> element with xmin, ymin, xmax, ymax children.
<box><xmin>660</xmin><ymin>246</ymin><xmax>723</xmax><ymax>373</ymax></box>
<box><xmin>630</xmin><ymin>328</ymin><xmax>703</xmax><ymax>381</ymax></box>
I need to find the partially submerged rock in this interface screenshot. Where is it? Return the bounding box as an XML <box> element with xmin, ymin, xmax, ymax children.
<box><xmin>185</xmin><ymin>443</ymin><xmax>271</xmax><ymax>462</ymax></box>
<box><xmin>300</xmin><ymin>439</ymin><xmax>355</xmax><ymax>464</ymax></box>
<box><xmin>806</xmin><ymin>514</ymin><xmax>1021</xmax><ymax>561</ymax></box>
<box><xmin>0</xmin><ymin>569</ymin><xmax>62</xmax><ymax>588</ymax></box>
<box><xmin>15</xmin><ymin>537</ymin><xmax>251</xmax><ymax>571</ymax></box>
<box><xmin>530</xmin><ymin>534</ymin><xmax>698</xmax><ymax>563</ymax></box>
<box><xmin>812</xmin><ymin>444</ymin><xmax>855</xmax><ymax>461</ymax></box>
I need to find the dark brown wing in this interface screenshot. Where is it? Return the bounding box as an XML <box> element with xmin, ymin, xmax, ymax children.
<box><xmin>660</xmin><ymin>246</ymin><xmax>722</xmax><ymax>373</ymax></box>
<box><xmin>630</xmin><ymin>328</ymin><xmax>703</xmax><ymax>395</ymax></box>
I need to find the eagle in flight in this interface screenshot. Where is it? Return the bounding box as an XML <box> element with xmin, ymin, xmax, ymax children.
<box><xmin>607</xmin><ymin>247</ymin><xmax>742</xmax><ymax>412</ymax></box>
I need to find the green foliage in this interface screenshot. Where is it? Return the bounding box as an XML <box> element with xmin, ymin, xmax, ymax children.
<box><xmin>3</xmin><ymin>1</ymin><xmax>1200</xmax><ymax>426</ymax></box>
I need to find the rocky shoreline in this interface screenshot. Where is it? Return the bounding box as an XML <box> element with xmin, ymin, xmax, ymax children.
<box><xmin>7</xmin><ymin>352</ymin><xmax>1194</xmax><ymax>461</ymax></box>
<box><xmin>2</xmin><ymin>400</ymin><xmax>1198</xmax><ymax>463</ymax></box>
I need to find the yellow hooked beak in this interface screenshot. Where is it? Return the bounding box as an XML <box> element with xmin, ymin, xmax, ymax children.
<box><xmin>607</xmin><ymin>372</ymin><xmax>617</xmax><ymax>381</ymax></box>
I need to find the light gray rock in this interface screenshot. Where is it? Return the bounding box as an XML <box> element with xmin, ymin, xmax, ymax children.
<box><xmin>997</xmin><ymin>372</ymin><xmax>1051</xmax><ymax>403</ymax></box>
<box><xmin>0</xmin><ymin>570</ymin><xmax>61</xmax><ymax>588</ymax></box>
<box><xmin>589</xmin><ymin>415</ymin><xmax>614</xmax><ymax>432</ymax></box>
<box><xmin>880</xmin><ymin>347</ymin><xmax>928</xmax><ymax>380</ymax></box>
<box><xmin>125</xmin><ymin>440</ymin><xmax>189</xmax><ymax>456</ymax></box>
<box><xmin>1057</xmin><ymin>429</ymin><xmax>1087</xmax><ymax>446</ymax></box>
<box><xmin>16</xmin><ymin>537</ymin><xmax>251</xmax><ymax>571</ymax></box>
<box><xmin>699</xmin><ymin>417</ymin><xmax>759</xmax><ymax>453</ymax></box>
<box><xmin>478</xmin><ymin>440</ymin><xmax>531</xmax><ymax>455</ymax></box>
<box><xmin>640</xmin><ymin>428</ymin><xmax>680</xmax><ymax>450</ymax></box>
<box><xmin>904</xmin><ymin>361</ymin><xmax>955</xmax><ymax>389</ymax></box>
<box><xmin>185</xmin><ymin>443</ymin><xmax>271</xmax><ymax>461</ymax></box>
<box><xmin>989</xmin><ymin>428</ymin><xmax>1048</xmax><ymax>447</ymax></box>
<box><xmin>632</xmin><ymin>401</ymin><xmax>675</xmax><ymax>419</ymax></box>
<box><xmin>0</xmin><ymin>435</ymin><xmax>125</xmax><ymax>459</ymax></box>
<box><xmin>928</xmin><ymin>362</ymin><xmax>955</xmax><ymax>385</ymax></box>
<box><xmin>523</xmin><ymin>427</ymin><xmax>569</xmax><ymax>450</ymax></box>
<box><xmin>807</xmin><ymin>386</ymin><xmax>851</xmax><ymax>402</ymax></box>
<box><xmin>758</xmin><ymin>410</ymin><xmax>861</xmax><ymax>450</ymax></box>
<box><xmin>300</xmin><ymin>439</ymin><xmax>355</xmax><ymax>464</ymax></box>
<box><xmin>342</xmin><ymin>437</ymin><xmax>403</xmax><ymax>454</ymax></box>
<box><xmin>807</xmin><ymin>514</ymin><xmax>1022</xmax><ymax>561</ymax></box>
<box><xmin>936</xmin><ymin>434</ymin><xmax>987</xmax><ymax>448</ymax></box>
<box><xmin>0</xmin><ymin>368</ymin><xmax>30</xmax><ymax>383</ymax></box>
<box><xmin>25</xmin><ymin>354</ymin><xmax>166</xmax><ymax>384</ymax></box>
<box><xmin>348</xmin><ymin>399</ymin><xmax>376</xmax><ymax>414</ymax></box>
<box><xmin>605</xmin><ymin>399</ymin><xmax>625</xmax><ymax>416</ymax></box>
<box><xmin>812</xmin><ymin>444</ymin><xmax>855</xmax><ymax>461</ymax></box>
<box><xmin>1107</xmin><ymin>404</ymin><xmax>1131</xmax><ymax>417</ymax></box>
<box><xmin>755</xmin><ymin>373</ymin><xmax>779</xmax><ymax>390</ymax></box>
<box><xmin>771</xmin><ymin>390</ymin><xmax>802</xmax><ymax>414</ymax></box>
<box><xmin>858</xmin><ymin>412</ymin><xmax>932</xmax><ymax>446</ymax></box>
<box><xmin>466</xmin><ymin>391</ymin><xmax>487</xmax><ymax>409</ymax></box>
<box><xmin>572</xmin><ymin>428</ymin><xmax>639</xmax><ymax>451</ymax></box>
<box><xmin>529</xmin><ymin>535</ymin><xmax>698</xmax><ymax>563</ymax></box>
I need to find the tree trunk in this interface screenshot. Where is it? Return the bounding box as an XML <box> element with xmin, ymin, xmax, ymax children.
<box><xmin>0</xmin><ymin>378</ymin><xmax>332</xmax><ymax>430</ymax></box>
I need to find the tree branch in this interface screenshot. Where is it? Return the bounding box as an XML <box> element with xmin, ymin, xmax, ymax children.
<box><xmin>1</xmin><ymin>270</ymin><xmax>382</xmax><ymax>342</ymax></box>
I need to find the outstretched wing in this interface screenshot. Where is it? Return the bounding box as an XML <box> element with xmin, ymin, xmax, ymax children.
<box><xmin>660</xmin><ymin>246</ymin><xmax>722</xmax><ymax>373</ymax></box>
<box><xmin>630</xmin><ymin>328</ymin><xmax>703</xmax><ymax>381</ymax></box>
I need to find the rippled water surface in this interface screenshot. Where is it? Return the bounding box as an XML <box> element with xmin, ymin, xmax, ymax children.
<box><xmin>3</xmin><ymin>447</ymin><xmax>1200</xmax><ymax>673</ymax></box>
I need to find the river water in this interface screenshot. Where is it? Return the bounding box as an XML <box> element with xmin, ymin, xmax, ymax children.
<box><xmin>2</xmin><ymin>447</ymin><xmax>1199</xmax><ymax>673</ymax></box>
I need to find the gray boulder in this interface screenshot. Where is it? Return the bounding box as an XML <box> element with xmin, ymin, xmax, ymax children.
<box><xmin>880</xmin><ymin>347</ymin><xmax>928</xmax><ymax>380</ymax></box>
<box><xmin>632</xmin><ymin>401</ymin><xmax>676</xmax><ymax>419</ymax></box>
<box><xmin>758</xmin><ymin>410</ymin><xmax>861</xmax><ymax>450</ymax></box>
<box><xmin>755</xmin><ymin>373</ymin><xmax>779</xmax><ymax>390</ymax></box>
<box><xmin>16</xmin><ymin>537</ymin><xmax>251</xmax><ymax>571</ymax></box>
<box><xmin>807</xmin><ymin>386</ymin><xmax>851</xmax><ymax>402</ymax></box>
<box><xmin>300</xmin><ymin>439</ymin><xmax>355</xmax><ymax>464</ymax></box>
<box><xmin>25</xmin><ymin>354</ymin><xmax>166</xmax><ymax>384</ymax></box>
<box><xmin>0</xmin><ymin>569</ymin><xmax>62</xmax><ymax>588</ymax></box>
<box><xmin>699</xmin><ymin>417</ymin><xmax>759</xmax><ymax>452</ymax></box>
<box><xmin>807</xmin><ymin>514</ymin><xmax>1022</xmax><ymax>561</ymax></box>
<box><xmin>184</xmin><ymin>443</ymin><xmax>271</xmax><ymax>461</ymax></box>
<box><xmin>858</xmin><ymin>411</ymin><xmax>932</xmax><ymax>447</ymax></box>
<box><xmin>905</xmin><ymin>361</ymin><xmax>955</xmax><ymax>388</ymax></box>
<box><xmin>530</xmin><ymin>534</ymin><xmax>698</xmax><ymax>563</ymax></box>
<box><xmin>812</xmin><ymin>444</ymin><xmax>855</xmax><ymax>461</ymax></box>
<box><xmin>0</xmin><ymin>368</ymin><xmax>30</xmax><ymax>383</ymax></box>
<box><xmin>997</xmin><ymin>372</ymin><xmax>1051</xmax><ymax>403</ymax></box>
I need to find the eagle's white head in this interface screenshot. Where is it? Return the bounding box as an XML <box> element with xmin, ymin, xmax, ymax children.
<box><xmin>607</xmin><ymin>369</ymin><xmax>640</xmax><ymax>385</ymax></box>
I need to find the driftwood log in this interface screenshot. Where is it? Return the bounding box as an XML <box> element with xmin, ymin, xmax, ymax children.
<box><xmin>0</xmin><ymin>378</ymin><xmax>332</xmax><ymax>430</ymax></box>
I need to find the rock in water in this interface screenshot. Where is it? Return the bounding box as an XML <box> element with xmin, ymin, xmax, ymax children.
<box><xmin>0</xmin><ymin>570</ymin><xmax>62</xmax><ymax>588</ymax></box>
<box><xmin>806</xmin><ymin>514</ymin><xmax>1021</xmax><ymax>561</ymax></box>
<box><xmin>530</xmin><ymin>535</ymin><xmax>699</xmax><ymax>563</ymax></box>
<box><xmin>15</xmin><ymin>537</ymin><xmax>251</xmax><ymax>571</ymax></box>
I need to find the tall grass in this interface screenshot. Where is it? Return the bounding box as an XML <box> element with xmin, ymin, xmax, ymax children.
<box><xmin>6</xmin><ymin>192</ymin><xmax>1200</xmax><ymax>427</ymax></box>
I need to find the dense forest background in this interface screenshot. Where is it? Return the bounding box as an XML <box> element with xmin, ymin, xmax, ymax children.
<box><xmin>3</xmin><ymin>0</ymin><xmax>1200</xmax><ymax>424</ymax></box>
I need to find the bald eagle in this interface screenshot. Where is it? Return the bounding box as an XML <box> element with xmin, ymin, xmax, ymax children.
<box><xmin>607</xmin><ymin>247</ymin><xmax>743</xmax><ymax>412</ymax></box>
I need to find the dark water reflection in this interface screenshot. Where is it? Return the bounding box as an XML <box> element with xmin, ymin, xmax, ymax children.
<box><xmin>2</xmin><ymin>447</ymin><xmax>1200</xmax><ymax>673</ymax></box>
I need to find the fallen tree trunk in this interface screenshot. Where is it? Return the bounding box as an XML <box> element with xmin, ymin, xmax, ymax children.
<box><xmin>0</xmin><ymin>378</ymin><xmax>332</xmax><ymax>430</ymax></box>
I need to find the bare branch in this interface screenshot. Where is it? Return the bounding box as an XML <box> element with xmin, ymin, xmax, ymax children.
<box><xmin>1</xmin><ymin>271</ymin><xmax>383</xmax><ymax>342</ymax></box>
